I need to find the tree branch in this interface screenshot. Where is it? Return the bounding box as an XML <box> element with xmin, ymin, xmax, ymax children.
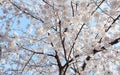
<box><xmin>68</xmin><ymin>23</ymin><xmax>85</xmax><ymax>60</ymax></box>
<box><xmin>42</xmin><ymin>0</ymin><xmax>54</xmax><ymax>9</ymax></box>
<box><xmin>16</xmin><ymin>43</ymin><xmax>55</xmax><ymax>57</ymax></box>
<box><xmin>9</xmin><ymin>0</ymin><xmax>44</xmax><ymax>23</ymax></box>
<box><xmin>91</xmin><ymin>0</ymin><xmax>105</xmax><ymax>15</ymax></box>
<box><xmin>71</xmin><ymin>64</ymin><xmax>81</xmax><ymax>75</ymax></box>
<box><xmin>71</xmin><ymin>1</ymin><xmax>75</xmax><ymax>17</ymax></box>
<box><xmin>21</xmin><ymin>52</ymin><xmax>35</xmax><ymax>74</ymax></box>
<box><xmin>55</xmin><ymin>51</ymin><xmax>62</xmax><ymax>68</ymax></box>
<box><xmin>58</xmin><ymin>20</ymin><xmax>67</xmax><ymax>61</ymax></box>
<box><xmin>105</xmin><ymin>14</ymin><xmax>120</xmax><ymax>32</ymax></box>
<box><xmin>109</xmin><ymin>37</ymin><xmax>120</xmax><ymax>45</ymax></box>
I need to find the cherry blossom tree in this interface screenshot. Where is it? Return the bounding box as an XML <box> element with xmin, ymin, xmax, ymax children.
<box><xmin>0</xmin><ymin>0</ymin><xmax>120</xmax><ymax>75</ymax></box>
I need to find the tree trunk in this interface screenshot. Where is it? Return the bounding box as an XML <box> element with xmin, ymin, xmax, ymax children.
<box><xmin>59</xmin><ymin>66</ymin><xmax>68</xmax><ymax>75</ymax></box>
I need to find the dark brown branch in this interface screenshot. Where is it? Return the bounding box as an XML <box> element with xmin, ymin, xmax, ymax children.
<box><xmin>109</xmin><ymin>37</ymin><xmax>120</xmax><ymax>45</ymax></box>
<box><xmin>62</xmin><ymin>38</ymin><xmax>66</xmax><ymax>55</ymax></box>
<box><xmin>71</xmin><ymin>64</ymin><xmax>81</xmax><ymax>75</ymax></box>
<box><xmin>112</xmin><ymin>14</ymin><xmax>120</xmax><ymax>24</ymax></box>
<box><xmin>60</xmin><ymin>54</ymin><xmax>80</xmax><ymax>75</ymax></box>
<box><xmin>42</xmin><ymin>0</ymin><xmax>54</xmax><ymax>9</ymax></box>
<box><xmin>86</xmin><ymin>56</ymin><xmax>91</xmax><ymax>61</ymax></box>
<box><xmin>21</xmin><ymin>52</ymin><xmax>35</xmax><ymax>74</ymax></box>
<box><xmin>9</xmin><ymin>0</ymin><xmax>44</xmax><ymax>23</ymax></box>
<box><xmin>81</xmin><ymin>56</ymin><xmax>92</xmax><ymax>71</ymax></box>
<box><xmin>27</xmin><ymin>63</ymin><xmax>57</xmax><ymax>68</ymax></box>
<box><xmin>58</xmin><ymin>20</ymin><xmax>67</xmax><ymax>61</ymax></box>
<box><xmin>75</xmin><ymin>24</ymin><xmax>85</xmax><ymax>40</ymax></box>
<box><xmin>75</xmin><ymin>2</ymin><xmax>78</xmax><ymax>11</ymax></box>
<box><xmin>71</xmin><ymin>1</ymin><xmax>75</xmax><ymax>17</ymax></box>
<box><xmin>68</xmin><ymin>23</ymin><xmax>85</xmax><ymax>60</ymax></box>
<box><xmin>105</xmin><ymin>25</ymin><xmax>111</xmax><ymax>32</ymax></box>
<box><xmin>105</xmin><ymin>14</ymin><xmax>120</xmax><ymax>32</ymax></box>
<box><xmin>16</xmin><ymin>43</ymin><xmax>55</xmax><ymax>57</ymax></box>
<box><xmin>63</xmin><ymin>65</ymin><xmax>69</xmax><ymax>75</ymax></box>
<box><xmin>81</xmin><ymin>61</ymin><xmax>86</xmax><ymax>71</ymax></box>
<box><xmin>64</xmin><ymin>28</ymin><xmax>68</xmax><ymax>32</ymax></box>
<box><xmin>95</xmin><ymin>33</ymin><xmax>99</xmax><ymax>39</ymax></box>
<box><xmin>98</xmin><ymin>38</ymin><xmax>102</xmax><ymax>43</ymax></box>
<box><xmin>51</xmin><ymin>42</ymin><xmax>54</xmax><ymax>47</ymax></box>
<box><xmin>0</xmin><ymin>47</ymin><xmax>2</xmax><ymax>59</ymax></box>
<box><xmin>54</xmin><ymin>51</ymin><xmax>62</xmax><ymax>69</ymax></box>
<box><xmin>93</xmin><ymin>49</ymin><xmax>103</xmax><ymax>55</ymax></box>
<box><xmin>101</xmin><ymin>46</ymin><xmax>107</xmax><ymax>50</ymax></box>
<box><xmin>93</xmin><ymin>46</ymin><xmax>107</xmax><ymax>55</ymax></box>
<box><xmin>51</xmin><ymin>26</ymin><xmax>57</xmax><ymax>31</ymax></box>
<box><xmin>63</xmin><ymin>54</ymin><xmax>80</xmax><ymax>68</ymax></box>
<box><xmin>91</xmin><ymin>0</ymin><xmax>105</xmax><ymax>15</ymax></box>
<box><xmin>54</xmin><ymin>51</ymin><xmax>64</xmax><ymax>75</ymax></box>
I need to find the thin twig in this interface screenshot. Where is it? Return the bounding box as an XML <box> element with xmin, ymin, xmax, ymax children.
<box><xmin>42</xmin><ymin>0</ymin><xmax>54</xmax><ymax>9</ymax></box>
<box><xmin>68</xmin><ymin>23</ymin><xmax>85</xmax><ymax>60</ymax></box>
<box><xmin>21</xmin><ymin>52</ymin><xmax>35</xmax><ymax>74</ymax></box>
<box><xmin>71</xmin><ymin>1</ymin><xmax>74</xmax><ymax>17</ymax></box>
<box><xmin>16</xmin><ymin>43</ymin><xmax>55</xmax><ymax>57</ymax></box>
<box><xmin>9</xmin><ymin>0</ymin><xmax>44</xmax><ymax>23</ymax></box>
<box><xmin>105</xmin><ymin>14</ymin><xmax>120</xmax><ymax>32</ymax></box>
<box><xmin>58</xmin><ymin>19</ymin><xmax>67</xmax><ymax>61</ymax></box>
<box><xmin>91</xmin><ymin>0</ymin><xmax>105</xmax><ymax>15</ymax></box>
